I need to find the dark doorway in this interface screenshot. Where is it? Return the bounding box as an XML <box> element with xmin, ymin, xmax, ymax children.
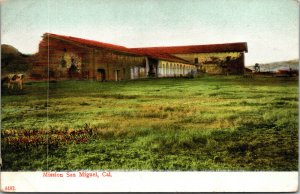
<box><xmin>97</xmin><ymin>68</ymin><xmax>106</xmax><ymax>81</ymax></box>
<box><xmin>115</xmin><ymin>70</ymin><xmax>121</xmax><ymax>81</ymax></box>
<box><xmin>148</xmin><ymin>58</ymin><xmax>158</xmax><ymax>77</ymax></box>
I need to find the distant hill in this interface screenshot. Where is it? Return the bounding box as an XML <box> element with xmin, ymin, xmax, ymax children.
<box><xmin>1</xmin><ymin>44</ymin><xmax>34</xmax><ymax>73</ymax></box>
<box><xmin>248</xmin><ymin>59</ymin><xmax>299</xmax><ymax>72</ymax></box>
<box><xmin>2</xmin><ymin>44</ymin><xmax>20</xmax><ymax>55</ymax></box>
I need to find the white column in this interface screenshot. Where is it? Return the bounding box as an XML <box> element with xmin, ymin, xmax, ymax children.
<box><xmin>159</xmin><ymin>63</ymin><xmax>163</xmax><ymax>77</ymax></box>
<box><xmin>171</xmin><ymin>63</ymin><xmax>175</xmax><ymax>77</ymax></box>
<box><xmin>130</xmin><ymin>67</ymin><xmax>134</xmax><ymax>79</ymax></box>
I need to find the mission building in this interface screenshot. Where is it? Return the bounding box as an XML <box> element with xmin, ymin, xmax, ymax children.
<box><xmin>31</xmin><ymin>33</ymin><xmax>248</xmax><ymax>81</ymax></box>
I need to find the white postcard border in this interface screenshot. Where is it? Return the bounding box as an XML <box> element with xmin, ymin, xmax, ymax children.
<box><xmin>0</xmin><ymin>171</ymin><xmax>298</xmax><ymax>192</ymax></box>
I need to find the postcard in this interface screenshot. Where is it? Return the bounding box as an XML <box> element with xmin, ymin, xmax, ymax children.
<box><xmin>0</xmin><ymin>0</ymin><xmax>299</xmax><ymax>192</ymax></box>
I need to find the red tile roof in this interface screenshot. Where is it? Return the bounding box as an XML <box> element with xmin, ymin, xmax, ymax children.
<box><xmin>44</xmin><ymin>33</ymin><xmax>138</xmax><ymax>55</ymax></box>
<box><xmin>44</xmin><ymin>33</ymin><xmax>247</xmax><ymax>64</ymax></box>
<box><xmin>132</xmin><ymin>49</ymin><xmax>191</xmax><ymax>64</ymax></box>
<box><xmin>130</xmin><ymin>42</ymin><xmax>248</xmax><ymax>54</ymax></box>
<box><xmin>149</xmin><ymin>53</ymin><xmax>191</xmax><ymax>64</ymax></box>
<box><xmin>44</xmin><ymin>33</ymin><xmax>191</xmax><ymax>64</ymax></box>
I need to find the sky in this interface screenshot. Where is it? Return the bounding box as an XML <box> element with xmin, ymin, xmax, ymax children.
<box><xmin>1</xmin><ymin>0</ymin><xmax>299</xmax><ymax>65</ymax></box>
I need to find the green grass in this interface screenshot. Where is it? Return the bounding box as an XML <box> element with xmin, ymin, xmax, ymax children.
<box><xmin>1</xmin><ymin>75</ymin><xmax>298</xmax><ymax>171</ymax></box>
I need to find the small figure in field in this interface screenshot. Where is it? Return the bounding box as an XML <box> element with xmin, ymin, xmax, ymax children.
<box><xmin>254</xmin><ymin>63</ymin><xmax>260</xmax><ymax>72</ymax></box>
<box><xmin>2</xmin><ymin>74</ymin><xmax>24</xmax><ymax>90</ymax></box>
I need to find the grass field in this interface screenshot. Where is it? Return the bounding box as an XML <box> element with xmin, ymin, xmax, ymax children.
<box><xmin>1</xmin><ymin>75</ymin><xmax>298</xmax><ymax>171</ymax></box>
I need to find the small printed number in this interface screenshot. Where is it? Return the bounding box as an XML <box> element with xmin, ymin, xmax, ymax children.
<box><xmin>5</xmin><ymin>186</ymin><xmax>16</xmax><ymax>191</ymax></box>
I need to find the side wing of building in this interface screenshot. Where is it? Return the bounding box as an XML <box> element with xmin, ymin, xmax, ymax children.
<box><xmin>131</xmin><ymin>42</ymin><xmax>248</xmax><ymax>75</ymax></box>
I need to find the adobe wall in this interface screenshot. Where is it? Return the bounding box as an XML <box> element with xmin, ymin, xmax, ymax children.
<box><xmin>173</xmin><ymin>52</ymin><xmax>245</xmax><ymax>75</ymax></box>
<box><xmin>32</xmin><ymin>37</ymin><xmax>145</xmax><ymax>80</ymax></box>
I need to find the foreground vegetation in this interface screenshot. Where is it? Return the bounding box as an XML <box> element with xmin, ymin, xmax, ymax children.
<box><xmin>1</xmin><ymin>76</ymin><xmax>298</xmax><ymax>171</ymax></box>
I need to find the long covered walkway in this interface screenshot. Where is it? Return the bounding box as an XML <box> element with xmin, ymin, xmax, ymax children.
<box><xmin>158</xmin><ymin>62</ymin><xmax>196</xmax><ymax>77</ymax></box>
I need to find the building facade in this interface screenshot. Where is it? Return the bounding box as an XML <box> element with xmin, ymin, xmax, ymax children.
<box><xmin>31</xmin><ymin>33</ymin><xmax>247</xmax><ymax>80</ymax></box>
<box><xmin>33</xmin><ymin>33</ymin><xmax>147</xmax><ymax>81</ymax></box>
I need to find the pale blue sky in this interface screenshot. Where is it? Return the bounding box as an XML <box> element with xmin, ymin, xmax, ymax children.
<box><xmin>1</xmin><ymin>0</ymin><xmax>299</xmax><ymax>65</ymax></box>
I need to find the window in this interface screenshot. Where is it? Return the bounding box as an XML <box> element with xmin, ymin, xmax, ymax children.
<box><xmin>60</xmin><ymin>57</ymin><xmax>66</xmax><ymax>68</ymax></box>
<box><xmin>194</xmin><ymin>58</ymin><xmax>199</xmax><ymax>63</ymax></box>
